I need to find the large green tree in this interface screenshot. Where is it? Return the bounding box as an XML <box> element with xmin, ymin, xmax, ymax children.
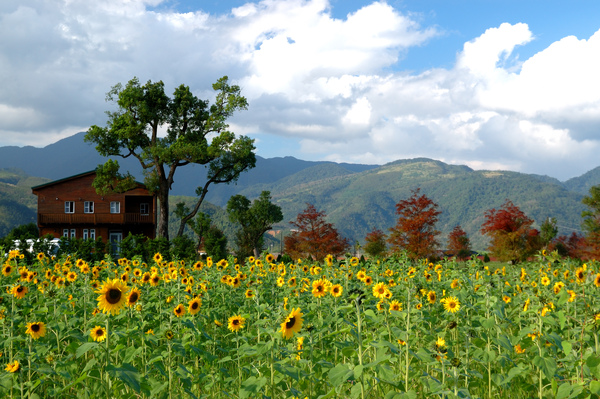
<box><xmin>227</xmin><ymin>191</ymin><xmax>283</xmax><ymax>258</ymax></box>
<box><xmin>85</xmin><ymin>76</ymin><xmax>256</xmax><ymax>239</ymax></box>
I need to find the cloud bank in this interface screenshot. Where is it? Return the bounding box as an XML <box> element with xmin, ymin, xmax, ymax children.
<box><xmin>0</xmin><ymin>0</ymin><xmax>599</xmax><ymax>180</ymax></box>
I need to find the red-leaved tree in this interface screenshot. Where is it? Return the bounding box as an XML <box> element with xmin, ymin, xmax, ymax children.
<box><xmin>388</xmin><ymin>188</ymin><xmax>441</xmax><ymax>259</ymax></box>
<box><xmin>363</xmin><ymin>228</ymin><xmax>387</xmax><ymax>258</ymax></box>
<box><xmin>550</xmin><ymin>232</ymin><xmax>587</xmax><ymax>259</ymax></box>
<box><xmin>481</xmin><ymin>200</ymin><xmax>541</xmax><ymax>263</ymax></box>
<box><xmin>447</xmin><ymin>225</ymin><xmax>471</xmax><ymax>260</ymax></box>
<box><xmin>284</xmin><ymin>203</ymin><xmax>349</xmax><ymax>261</ymax></box>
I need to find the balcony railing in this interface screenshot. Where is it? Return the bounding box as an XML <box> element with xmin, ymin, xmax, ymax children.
<box><xmin>38</xmin><ymin>213</ymin><xmax>154</xmax><ymax>225</ymax></box>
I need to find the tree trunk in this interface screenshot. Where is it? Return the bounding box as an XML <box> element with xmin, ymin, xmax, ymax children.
<box><xmin>157</xmin><ymin>184</ymin><xmax>170</xmax><ymax>240</ymax></box>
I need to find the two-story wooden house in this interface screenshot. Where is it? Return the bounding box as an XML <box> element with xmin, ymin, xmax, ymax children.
<box><xmin>32</xmin><ymin>171</ymin><xmax>157</xmax><ymax>247</ymax></box>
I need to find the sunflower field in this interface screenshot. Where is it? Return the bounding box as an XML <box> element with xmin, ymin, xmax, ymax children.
<box><xmin>2</xmin><ymin>249</ymin><xmax>600</xmax><ymax>398</ymax></box>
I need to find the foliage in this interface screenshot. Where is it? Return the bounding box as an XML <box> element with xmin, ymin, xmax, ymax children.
<box><xmin>447</xmin><ymin>225</ymin><xmax>471</xmax><ymax>260</ymax></box>
<box><xmin>203</xmin><ymin>225</ymin><xmax>228</xmax><ymax>260</ymax></box>
<box><xmin>227</xmin><ymin>191</ymin><xmax>283</xmax><ymax>258</ymax></box>
<box><xmin>388</xmin><ymin>188</ymin><xmax>441</xmax><ymax>259</ymax></box>
<box><xmin>85</xmin><ymin>76</ymin><xmax>256</xmax><ymax>239</ymax></box>
<box><xmin>581</xmin><ymin>185</ymin><xmax>600</xmax><ymax>258</ymax></box>
<box><xmin>284</xmin><ymin>203</ymin><xmax>349</xmax><ymax>261</ymax></box>
<box><xmin>363</xmin><ymin>228</ymin><xmax>387</xmax><ymax>258</ymax></box>
<box><xmin>481</xmin><ymin>200</ymin><xmax>542</xmax><ymax>263</ymax></box>
<box><xmin>540</xmin><ymin>217</ymin><xmax>558</xmax><ymax>247</ymax></box>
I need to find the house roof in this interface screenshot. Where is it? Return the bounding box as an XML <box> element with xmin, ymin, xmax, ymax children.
<box><xmin>31</xmin><ymin>170</ymin><xmax>147</xmax><ymax>192</ymax></box>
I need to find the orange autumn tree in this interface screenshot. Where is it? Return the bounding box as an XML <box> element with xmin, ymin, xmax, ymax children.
<box><xmin>447</xmin><ymin>225</ymin><xmax>471</xmax><ymax>260</ymax></box>
<box><xmin>388</xmin><ymin>188</ymin><xmax>441</xmax><ymax>259</ymax></box>
<box><xmin>481</xmin><ymin>200</ymin><xmax>541</xmax><ymax>263</ymax></box>
<box><xmin>284</xmin><ymin>203</ymin><xmax>349</xmax><ymax>261</ymax></box>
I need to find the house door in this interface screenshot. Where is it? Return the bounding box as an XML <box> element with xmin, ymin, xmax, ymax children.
<box><xmin>109</xmin><ymin>232</ymin><xmax>123</xmax><ymax>255</ymax></box>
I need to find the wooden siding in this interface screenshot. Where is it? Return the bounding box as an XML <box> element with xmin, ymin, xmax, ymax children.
<box><xmin>32</xmin><ymin>171</ymin><xmax>157</xmax><ymax>239</ymax></box>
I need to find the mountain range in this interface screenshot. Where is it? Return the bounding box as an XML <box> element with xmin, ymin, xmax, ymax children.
<box><xmin>1</xmin><ymin>132</ymin><xmax>599</xmax><ymax>250</ymax></box>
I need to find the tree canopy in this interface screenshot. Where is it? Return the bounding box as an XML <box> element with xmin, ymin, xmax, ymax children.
<box><xmin>581</xmin><ymin>185</ymin><xmax>600</xmax><ymax>258</ymax></box>
<box><xmin>447</xmin><ymin>225</ymin><xmax>471</xmax><ymax>260</ymax></box>
<box><xmin>284</xmin><ymin>203</ymin><xmax>349</xmax><ymax>261</ymax></box>
<box><xmin>85</xmin><ymin>76</ymin><xmax>256</xmax><ymax>239</ymax></box>
<box><xmin>480</xmin><ymin>200</ymin><xmax>541</xmax><ymax>263</ymax></box>
<box><xmin>227</xmin><ymin>191</ymin><xmax>283</xmax><ymax>258</ymax></box>
<box><xmin>388</xmin><ymin>188</ymin><xmax>441</xmax><ymax>259</ymax></box>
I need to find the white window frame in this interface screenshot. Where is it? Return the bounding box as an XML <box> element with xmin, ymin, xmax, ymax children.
<box><xmin>64</xmin><ymin>201</ymin><xmax>75</xmax><ymax>213</ymax></box>
<box><xmin>83</xmin><ymin>229</ymin><xmax>89</xmax><ymax>240</ymax></box>
<box><xmin>140</xmin><ymin>203</ymin><xmax>149</xmax><ymax>215</ymax></box>
<box><xmin>110</xmin><ymin>201</ymin><xmax>120</xmax><ymax>214</ymax></box>
<box><xmin>84</xmin><ymin>201</ymin><xmax>94</xmax><ymax>214</ymax></box>
<box><xmin>70</xmin><ymin>229</ymin><xmax>76</xmax><ymax>238</ymax></box>
<box><xmin>90</xmin><ymin>229</ymin><xmax>96</xmax><ymax>240</ymax></box>
<box><xmin>63</xmin><ymin>229</ymin><xmax>69</xmax><ymax>237</ymax></box>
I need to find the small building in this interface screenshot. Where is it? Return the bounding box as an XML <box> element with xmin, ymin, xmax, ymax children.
<box><xmin>31</xmin><ymin>171</ymin><xmax>156</xmax><ymax>248</ymax></box>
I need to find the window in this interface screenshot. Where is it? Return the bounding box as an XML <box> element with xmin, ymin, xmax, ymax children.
<box><xmin>64</xmin><ymin>201</ymin><xmax>75</xmax><ymax>213</ymax></box>
<box><xmin>140</xmin><ymin>203</ymin><xmax>149</xmax><ymax>215</ymax></box>
<box><xmin>63</xmin><ymin>229</ymin><xmax>69</xmax><ymax>237</ymax></box>
<box><xmin>83</xmin><ymin>229</ymin><xmax>89</xmax><ymax>240</ymax></box>
<box><xmin>110</xmin><ymin>201</ymin><xmax>120</xmax><ymax>214</ymax></box>
<box><xmin>70</xmin><ymin>229</ymin><xmax>76</xmax><ymax>238</ymax></box>
<box><xmin>90</xmin><ymin>229</ymin><xmax>96</xmax><ymax>240</ymax></box>
<box><xmin>84</xmin><ymin>201</ymin><xmax>94</xmax><ymax>214</ymax></box>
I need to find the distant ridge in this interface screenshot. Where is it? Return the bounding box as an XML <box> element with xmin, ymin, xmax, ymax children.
<box><xmin>1</xmin><ymin>133</ymin><xmax>599</xmax><ymax>250</ymax></box>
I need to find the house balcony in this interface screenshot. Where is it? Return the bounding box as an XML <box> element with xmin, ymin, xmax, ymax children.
<box><xmin>38</xmin><ymin>213</ymin><xmax>154</xmax><ymax>225</ymax></box>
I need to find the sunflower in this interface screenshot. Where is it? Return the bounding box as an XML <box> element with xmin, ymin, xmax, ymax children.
<box><xmin>553</xmin><ymin>282</ymin><xmax>565</xmax><ymax>295</ymax></box>
<box><xmin>372</xmin><ymin>282</ymin><xmax>389</xmax><ymax>299</ymax></box>
<box><xmin>245</xmin><ymin>289</ymin><xmax>255</xmax><ymax>299</ymax></box>
<box><xmin>2</xmin><ymin>264</ymin><xmax>14</xmax><ymax>276</ymax></box>
<box><xmin>567</xmin><ymin>290</ymin><xmax>577</xmax><ymax>302</ymax></box>
<box><xmin>188</xmin><ymin>297</ymin><xmax>202</xmax><ymax>315</ymax></box>
<box><xmin>25</xmin><ymin>322</ymin><xmax>46</xmax><ymax>340</ymax></box>
<box><xmin>523</xmin><ymin>298</ymin><xmax>531</xmax><ymax>312</ymax></box>
<box><xmin>427</xmin><ymin>290</ymin><xmax>436</xmax><ymax>304</ymax></box>
<box><xmin>281</xmin><ymin>308</ymin><xmax>303</xmax><ymax>339</ymax></box>
<box><xmin>306</xmin><ymin>278</ymin><xmax>323</xmax><ymax>297</ymax></box>
<box><xmin>594</xmin><ymin>273</ymin><xmax>600</xmax><ymax>288</ymax></box>
<box><xmin>96</xmin><ymin>278</ymin><xmax>128</xmax><ymax>316</ymax></box>
<box><xmin>389</xmin><ymin>300</ymin><xmax>403</xmax><ymax>313</ymax></box>
<box><xmin>149</xmin><ymin>273</ymin><xmax>161</xmax><ymax>287</ymax></box>
<box><xmin>356</xmin><ymin>270</ymin><xmax>366</xmax><ymax>281</ymax></box>
<box><xmin>435</xmin><ymin>337</ymin><xmax>446</xmax><ymax>353</ymax></box>
<box><xmin>514</xmin><ymin>344</ymin><xmax>526</xmax><ymax>354</ymax></box>
<box><xmin>228</xmin><ymin>315</ymin><xmax>245</xmax><ymax>332</ymax></box>
<box><xmin>575</xmin><ymin>267</ymin><xmax>586</xmax><ymax>283</ymax></box>
<box><xmin>173</xmin><ymin>304</ymin><xmax>185</xmax><ymax>317</ymax></box>
<box><xmin>540</xmin><ymin>276</ymin><xmax>550</xmax><ymax>286</ymax></box>
<box><xmin>266</xmin><ymin>253</ymin><xmax>275</xmax><ymax>263</ymax></box>
<box><xmin>349</xmin><ymin>257</ymin><xmax>359</xmax><ymax>267</ymax></box>
<box><xmin>66</xmin><ymin>271</ymin><xmax>78</xmax><ymax>282</ymax></box>
<box><xmin>11</xmin><ymin>284</ymin><xmax>28</xmax><ymax>299</ymax></box>
<box><xmin>502</xmin><ymin>295</ymin><xmax>511</xmax><ymax>304</ymax></box>
<box><xmin>126</xmin><ymin>287</ymin><xmax>141</xmax><ymax>307</ymax></box>
<box><xmin>330</xmin><ymin>284</ymin><xmax>343</xmax><ymax>298</ymax></box>
<box><xmin>165</xmin><ymin>330</ymin><xmax>174</xmax><ymax>340</ymax></box>
<box><xmin>90</xmin><ymin>326</ymin><xmax>107</xmax><ymax>342</ymax></box>
<box><xmin>153</xmin><ymin>252</ymin><xmax>163</xmax><ymax>264</ymax></box>
<box><xmin>442</xmin><ymin>297</ymin><xmax>460</xmax><ymax>313</ymax></box>
<box><xmin>4</xmin><ymin>360</ymin><xmax>19</xmax><ymax>373</ymax></box>
<box><xmin>364</xmin><ymin>276</ymin><xmax>373</xmax><ymax>285</ymax></box>
<box><xmin>36</xmin><ymin>252</ymin><xmax>45</xmax><ymax>262</ymax></box>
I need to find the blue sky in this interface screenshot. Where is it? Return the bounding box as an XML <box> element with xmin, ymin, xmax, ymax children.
<box><xmin>1</xmin><ymin>0</ymin><xmax>600</xmax><ymax>180</ymax></box>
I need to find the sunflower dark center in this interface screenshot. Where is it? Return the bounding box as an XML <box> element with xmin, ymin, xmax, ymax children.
<box><xmin>286</xmin><ymin>317</ymin><xmax>296</xmax><ymax>329</ymax></box>
<box><xmin>191</xmin><ymin>302</ymin><xmax>199</xmax><ymax>310</ymax></box>
<box><xmin>17</xmin><ymin>286</ymin><xmax>24</xmax><ymax>293</ymax></box>
<box><xmin>176</xmin><ymin>307</ymin><xmax>182</xmax><ymax>313</ymax></box>
<box><xmin>233</xmin><ymin>319</ymin><xmax>239</xmax><ymax>326</ymax></box>
<box><xmin>107</xmin><ymin>288</ymin><xmax>122</xmax><ymax>304</ymax></box>
<box><xmin>129</xmin><ymin>293</ymin><xmax>139</xmax><ymax>302</ymax></box>
<box><xmin>96</xmin><ymin>329</ymin><xmax>104</xmax><ymax>336</ymax></box>
<box><xmin>31</xmin><ymin>324</ymin><xmax>40</xmax><ymax>332</ymax></box>
<box><xmin>317</xmin><ymin>286</ymin><xmax>323</xmax><ymax>292</ymax></box>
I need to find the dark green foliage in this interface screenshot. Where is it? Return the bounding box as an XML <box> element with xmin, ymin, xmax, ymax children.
<box><xmin>170</xmin><ymin>235</ymin><xmax>197</xmax><ymax>260</ymax></box>
<box><xmin>204</xmin><ymin>225</ymin><xmax>228</xmax><ymax>260</ymax></box>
